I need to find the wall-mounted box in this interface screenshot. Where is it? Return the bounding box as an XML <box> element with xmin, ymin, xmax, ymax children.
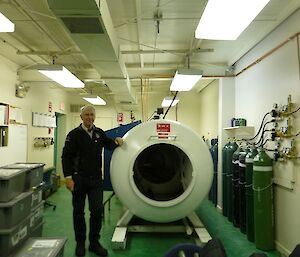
<box><xmin>0</xmin><ymin>127</ymin><xmax>8</xmax><ymax>147</ymax></box>
<box><xmin>0</xmin><ymin>103</ymin><xmax>9</xmax><ymax>126</ymax></box>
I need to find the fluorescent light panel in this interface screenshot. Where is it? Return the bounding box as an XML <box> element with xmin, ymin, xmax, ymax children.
<box><xmin>38</xmin><ymin>65</ymin><xmax>84</xmax><ymax>88</ymax></box>
<box><xmin>195</xmin><ymin>0</ymin><xmax>270</xmax><ymax>40</ymax></box>
<box><xmin>83</xmin><ymin>96</ymin><xmax>106</xmax><ymax>105</ymax></box>
<box><xmin>170</xmin><ymin>68</ymin><xmax>202</xmax><ymax>91</ymax></box>
<box><xmin>0</xmin><ymin>12</ymin><xmax>15</xmax><ymax>32</ymax></box>
<box><xmin>161</xmin><ymin>96</ymin><xmax>179</xmax><ymax>107</ymax></box>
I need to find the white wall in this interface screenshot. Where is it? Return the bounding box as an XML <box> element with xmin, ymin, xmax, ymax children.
<box><xmin>0</xmin><ymin>55</ymin><xmax>71</xmax><ymax>169</ymax></box>
<box><xmin>67</xmin><ymin>83</ymin><xmax>208</xmax><ymax>137</ymax></box>
<box><xmin>129</xmin><ymin>91</ymin><xmax>201</xmax><ymax>134</ymax></box>
<box><xmin>145</xmin><ymin>91</ymin><xmax>204</xmax><ymax>135</ymax></box>
<box><xmin>235</xmin><ymin>8</ymin><xmax>300</xmax><ymax>256</ymax></box>
<box><xmin>198</xmin><ymin>80</ymin><xmax>219</xmax><ymax>141</ymax></box>
<box><xmin>68</xmin><ymin>92</ymin><xmax>139</xmax><ymax>129</ymax></box>
<box><xmin>218</xmin><ymin>78</ymin><xmax>235</xmax><ymax>209</ymax></box>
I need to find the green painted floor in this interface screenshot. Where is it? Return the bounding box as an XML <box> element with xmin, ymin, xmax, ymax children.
<box><xmin>43</xmin><ymin>187</ymin><xmax>280</xmax><ymax>257</ymax></box>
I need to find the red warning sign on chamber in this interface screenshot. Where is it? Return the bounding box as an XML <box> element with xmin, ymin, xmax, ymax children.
<box><xmin>156</xmin><ymin>123</ymin><xmax>171</xmax><ymax>132</ymax></box>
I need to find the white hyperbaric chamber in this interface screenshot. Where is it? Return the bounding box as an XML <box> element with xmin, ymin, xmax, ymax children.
<box><xmin>110</xmin><ymin>120</ymin><xmax>213</xmax><ymax>223</ymax></box>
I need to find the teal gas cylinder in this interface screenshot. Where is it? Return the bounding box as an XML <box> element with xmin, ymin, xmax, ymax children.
<box><xmin>245</xmin><ymin>146</ymin><xmax>258</xmax><ymax>242</ymax></box>
<box><xmin>253</xmin><ymin>149</ymin><xmax>274</xmax><ymax>250</ymax></box>
<box><xmin>209</xmin><ymin>142</ymin><xmax>218</xmax><ymax>205</ymax></box>
<box><xmin>232</xmin><ymin>146</ymin><xmax>242</xmax><ymax>227</ymax></box>
<box><xmin>226</xmin><ymin>141</ymin><xmax>238</xmax><ymax>222</ymax></box>
<box><xmin>238</xmin><ymin>147</ymin><xmax>249</xmax><ymax>234</ymax></box>
<box><xmin>222</xmin><ymin>142</ymin><xmax>230</xmax><ymax>216</ymax></box>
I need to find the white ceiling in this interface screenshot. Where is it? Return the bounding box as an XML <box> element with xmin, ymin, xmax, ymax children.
<box><xmin>1</xmin><ymin>0</ymin><xmax>300</xmax><ymax>106</ymax></box>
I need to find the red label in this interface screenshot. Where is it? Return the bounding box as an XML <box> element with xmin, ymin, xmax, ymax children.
<box><xmin>156</xmin><ymin>123</ymin><xmax>171</xmax><ymax>132</ymax></box>
<box><xmin>60</xmin><ymin>102</ymin><xmax>65</xmax><ymax>111</ymax></box>
<box><xmin>157</xmin><ymin>132</ymin><xmax>169</xmax><ymax>139</ymax></box>
<box><xmin>48</xmin><ymin>102</ymin><xmax>52</xmax><ymax>112</ymax></box>
<box><xmin>117</xmin><ymin>113</ymin><xmax>123</xmax><ymax>122</ymax></box>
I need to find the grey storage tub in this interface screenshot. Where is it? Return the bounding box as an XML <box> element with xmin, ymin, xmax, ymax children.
<box><xmin>0</xmin><ymin>168</ymin><xmax>26</xmax><ymax>202</ymax></box>
<box><xmin>12</xmin><ymin>237</ymin><xmax>67</xmax><ymax>257</ymax></box>
<box><xmin>30</xmin><ymin>185</ymin><xmax>43</xmax><ymax>210</ymax></box>
<box><xmin>3</xmin><ymin>163</ymin><xmax>45</xmax><ymax>190</ymax></box>
<box><xmin>0</xmin><ymin>213</ymin><xmax>32</xmax><ymax>257</ymax></box>
<box><xmin>30</xmin><ymin>221</ymin><xmax>44</xmax><ymax>237</ymax></box>
<box><xmin>30</xmin><ymin>201</ymin><xmax>44</xmax><ymax>231</ymax></box>
<box><xmin>0</xmin><ymin>192</ymin><xmax>32</xmax><ymax>229</ymax></box>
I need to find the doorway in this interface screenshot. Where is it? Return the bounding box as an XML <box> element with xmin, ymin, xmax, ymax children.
<box><xmin>54</xmin><ymin>112</ymin><xmax>67</xmax><ymax>178</ymax></box>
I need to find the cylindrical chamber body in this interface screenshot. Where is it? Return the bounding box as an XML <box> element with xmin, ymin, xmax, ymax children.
<box><xmin>110</xmin><ymin>120</ymin><xmax>214</xmax><ymax>223</ymax></box>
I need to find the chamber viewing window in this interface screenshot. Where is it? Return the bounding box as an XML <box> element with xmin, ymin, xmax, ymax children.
<box><xmin>133</xmin><ymin>143</ymin><xmax>193</xmax><ymax>201</ymax></box>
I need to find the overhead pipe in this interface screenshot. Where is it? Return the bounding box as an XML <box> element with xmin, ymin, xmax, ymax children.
<box><xmin>236</xmin><ymin>32</ymin><xmax>300</xmax><ymax>76</ymax></box>
<box><xmin>121</xmin><ymin>48</ymin><xmax>214</xmax><ymax>55</ymax></box>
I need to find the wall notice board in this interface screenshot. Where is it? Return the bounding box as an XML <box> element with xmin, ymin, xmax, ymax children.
<box><xmin>0</xmin><ymin>124</ymin><xmax>27</xmax><ymax>166</ymax></box>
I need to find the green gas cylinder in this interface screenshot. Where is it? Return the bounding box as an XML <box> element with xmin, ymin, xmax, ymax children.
<box><xmin>245</xmin><ymin>146</ymin><xmax>258</xmax><ymax>242</ymax></box>
<box><xmin>253</xmin><ymin>149</ymin><xmax>274</xmax><ymax>250</ymax></box>
<box><xmin>239</xmin><ymin>147</ymin><xmax>249</xmax><ymax>234</ymax></box>
<box><xmin>232</xmin><ymin>146</ymin><xmax>242</xmax><ymax>227</ymax></box>
<box><xmin>222</xmin><ymin>142</ymin><xmax>230</xmax><ymax>216</ymax></box>
<box><xmin>226</xmin><ymin>141</ymin><xmax>238</xmax><ymax>221</ymax></box>
<box><xmin>209</xmin><ymin>142</ymin><xmax>218</xmax><ymax>205</ymax></box>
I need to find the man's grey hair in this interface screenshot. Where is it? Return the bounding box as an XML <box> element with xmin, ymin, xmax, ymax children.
<box><xmin>80</xmin><ymin>105</ymin><xmax>96</xmax><ymax>116</ymax></box>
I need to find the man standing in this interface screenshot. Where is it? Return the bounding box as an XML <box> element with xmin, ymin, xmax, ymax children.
<box><xmin>62</xmin><ymin>105</ymin><xmax>123</xmax><ymax>257</ymax></box>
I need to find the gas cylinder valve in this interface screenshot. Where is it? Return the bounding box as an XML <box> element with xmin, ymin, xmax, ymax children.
<box><xmin>271</xmin><ymin>109</ymin><xmax>279</xmax><ymax>117</ymax></box>
<box><xmin>274</xmin><ymin>151</ymin><xmax>281</xmax><ymax>161</ymax></box>
<box><xmin>271</xmin><ymin>132</ymin><xmax>277</xmax><ymax>141</ymax></box>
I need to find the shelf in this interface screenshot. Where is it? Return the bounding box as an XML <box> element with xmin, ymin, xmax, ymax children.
<box><xmin>0</xmin><ymin>126</ymin><xmax>8</xmax><ymax>146</ymax></box>
<box><xmin>0</xmin><ymin>103</ymin><xmax>9</xmax><ymax>126</ymax></box>
<box><xmin>223</xmin><ymin>126</ymin><xmax>255</xmax><ymax>138</ymax></box>
<box><xmin>0</xmin><ymin>103</ymin><xmax>9</xmax><ymax>147</ymax></box>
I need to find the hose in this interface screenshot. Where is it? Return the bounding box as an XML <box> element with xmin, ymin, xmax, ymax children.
<box><xmin>254</xmin><ymin>129</ymin><xmax>274</xmax><ymax>146</ymax></box>
<box><xmin>260</xmin><ymin>138</ymin><xmax>271</xmax><ymax>147</ymax></box>
<box><xmin>163</xmin><ymin>91</ymin><xmax>178</xmax><ymax>119</ymax></box>
<box><xmin>241</xmin><ymin>111</ymin><xmax>271</xmax><ymax>141</ymax></box>
<box><xmin>252</xmin><ymin>120</ymin><xmax>275</xmax><ymax>145</ymax></box>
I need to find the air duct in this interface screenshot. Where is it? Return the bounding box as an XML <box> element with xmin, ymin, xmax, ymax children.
<box><xmin>47</xmin><ymin>0</ymin><xmax>135</xmax><ymax>103</ymax></box>
<box><xmin>110</xmin><ymin>120</ymin><xmax>213</xmax><ymax>223</ymax></box>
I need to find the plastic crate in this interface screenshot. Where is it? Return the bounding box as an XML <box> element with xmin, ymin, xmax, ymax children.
<box><xmin>31</xmin><ymin>185</ymin><xmax>43</xmax><ymax>210</ymax></box>
<box><xmin>30</xmin><ymin>201</ymin><xmax>44</xmax><ymax>231</ymax></box>
<box><xmin>0</xmin><ymin>168</ymin><xmax>26</xmax><ymax>202</ymax></box>
<box><xmin>0</xmin><ymin>213</ymin><xmax>32</xmax><ymax>257</ymax></box>
<box><xmin>30</xmin><ymin>221</ymin><xmax>44</xmax><ymax>237</ymax></box>
<box><xmin>12</xmin><ymin>237</ymin><xmax>67</xmax><ymax>257</ymax></box>
<box><xmin>3</xmin><ymin>163</ymin><xmax>45</xmax><ymax>190</ymax></box>
<box><xmin>0</xmin><ymin>192</ymin><xmax>32</xmax><ymax>230</ymax></box>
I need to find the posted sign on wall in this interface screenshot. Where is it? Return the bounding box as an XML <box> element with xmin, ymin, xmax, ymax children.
<box><xmin>48</xmin><ymin>102</ymin><xmax>52</xmax><ymax>112</ymax></box>
<box><xmin>117</xmin><ymin>113</ymin><xmax>123</xmax><ymax>123</ymax></box>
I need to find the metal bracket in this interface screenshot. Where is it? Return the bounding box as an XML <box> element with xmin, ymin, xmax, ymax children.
<box><xmin>111</xmin><ymin>210</ymin><xmax>211</xmax><ymax>250</ymax></box>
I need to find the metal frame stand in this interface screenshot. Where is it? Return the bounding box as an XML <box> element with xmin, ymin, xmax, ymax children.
<box><xmin>102</xmin><ymin>192</ymin><xmax>115</xmax><ymax>220</ymax></box>
<box><xmin>111</xmin><ymin>209</ymin><xmax>211</xmax><ymax>249</ymax></box>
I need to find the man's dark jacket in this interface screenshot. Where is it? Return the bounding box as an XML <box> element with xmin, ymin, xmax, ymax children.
<box><xmin>62</xmin><ymin>124</ymin><xmax>117</xmax><ymax>178</ymax></box>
